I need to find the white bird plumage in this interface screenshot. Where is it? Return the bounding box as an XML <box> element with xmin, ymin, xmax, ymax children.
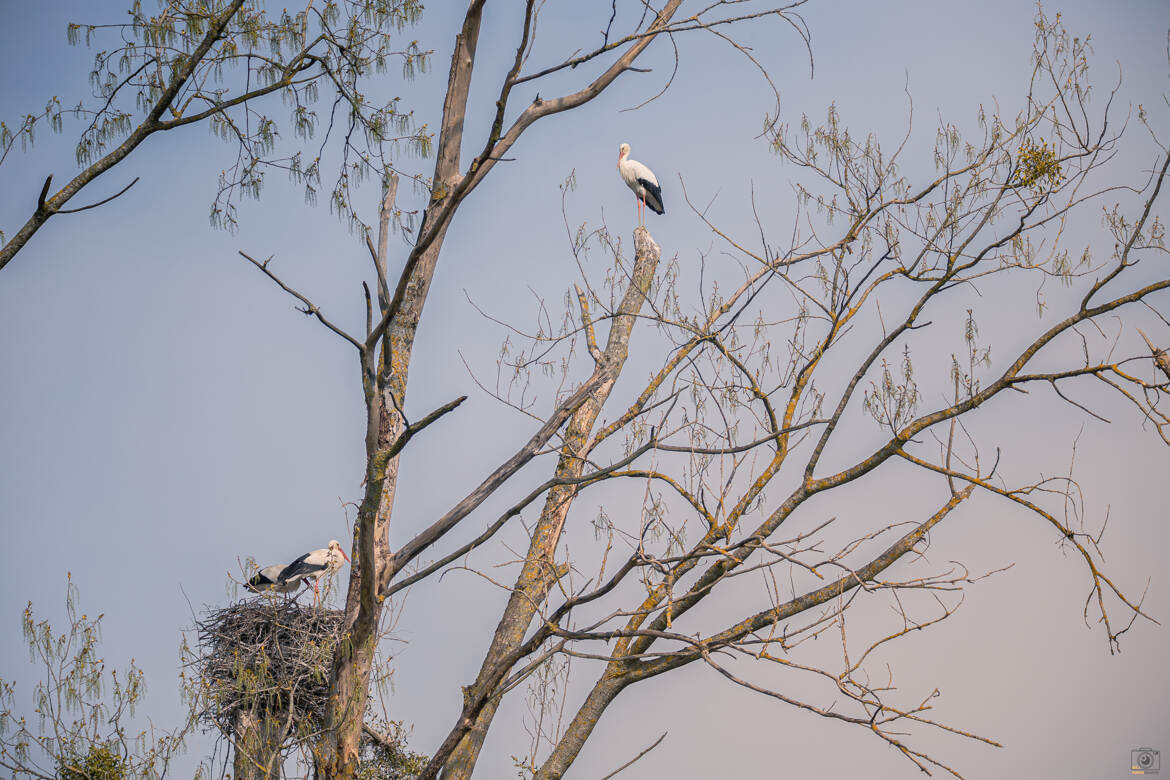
<box><xmin>246</xmin><ymin>539</ymin><xmax>350</xmax><ymax>605</ymax></box>
<box><xmin>617</xmin><ymin>142</ymin><xmax>664</xmax><ymax>226</ymax></box>
<box><xmin>278</xmin><ymin>539</ymin><xmax>350</xmax><ymax>605</ymax></box>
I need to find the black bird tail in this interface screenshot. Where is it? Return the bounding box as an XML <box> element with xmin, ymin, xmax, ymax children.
<box><xmin>638</xmin><ymin>178</ymin><xmax>665</xmax><ymax>215</ymax></box>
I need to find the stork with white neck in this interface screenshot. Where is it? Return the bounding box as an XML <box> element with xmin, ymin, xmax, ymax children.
<box><xmin>617</xmin><ymin>143</ymin><xmax>664</xmax><ymax>227</ymax></box>
<box><xmin>277</xmin><ymin>539</ymin><xmax>350</xmax><ymax>606</ymax></box>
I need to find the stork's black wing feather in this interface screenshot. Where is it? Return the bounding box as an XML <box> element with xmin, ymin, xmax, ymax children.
<box><xmin>638</xmin><ymin>178</ymin><xmax>665</xmax><ymax>215</ymax></box>
<box><xmin>279</xmin><ymin>552</ymin><xmax>326</xmax><ymax>582</ymax></box>
<box><xmin>247</xmin><ymin>564</ymin><xmax>303</xmax><ymax>594</ymax></box>
<box><xmin>246</xmin><ymin>570</ymin><xmax>277</xmax><ymax>591</ymax></box>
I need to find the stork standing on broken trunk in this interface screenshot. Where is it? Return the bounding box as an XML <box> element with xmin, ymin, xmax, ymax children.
<box><xmin>618</xmin><ymin>142</ymin><xmax>664</xmax><ymax>226</ymax></box>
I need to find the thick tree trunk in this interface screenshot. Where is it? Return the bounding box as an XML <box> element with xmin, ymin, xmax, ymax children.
<box><xmin>316</xmin><ymin>5</ymin><xmax>488</xmax><ymax>773</ymax></box>
<box><xmin>317</xmin><ymin>221</ymin><xmax>453</xmax><ymax>779</ymax></box>
<box><xmin>532</xmin><ymin>673</ymin><xmax>630</xmax><ymax>780</ymax></box>
<box><xmin>441</xmin><ymin>228</ymin><xmax>661</xmax><ymax>779</ymax></box>
<box><xmin>233</xmin><ymin>707</ymin><xmax>287</xmax><ymax>780</ymax></box>
<box><xmin>315</xmin><ymin>6</ymin><xmax>486</xmax><ymax>773</ymax></box>
<box><xmin>317</xmin><ymin>0</ymin><xmax>682</xmax><ymax>771</ymax></box>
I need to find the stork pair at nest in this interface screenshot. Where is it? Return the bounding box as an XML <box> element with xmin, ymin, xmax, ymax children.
<box><xmin>246</xmin><ymin>539</ymin><xmax>349</xmax><ymax>606</ymax></box>
<box><xmin>242</xmin><ymin>147</ymin><xmax>661</xmax><ymax>606</ymax></box>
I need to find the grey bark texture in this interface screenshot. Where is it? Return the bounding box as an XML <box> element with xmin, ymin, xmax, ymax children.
<box><xmin>232</xmin><ymin>707</ymin><xmax>287</xmax><ymax>780</ymax></box>
<box><xmin>440</xmin><ymin>227</ymin><xmax>662</xmax><ymax>779</ymax></box>
<box><xmin>315</xmin><ymin>1</ymin><xmax>686</xmax><ymax>774</ymax></box>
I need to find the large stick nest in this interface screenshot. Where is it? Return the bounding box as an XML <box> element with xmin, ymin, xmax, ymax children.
<box><xmin>192</xmin><ymin>599</ymin><xmax>345</xmax><ymax>735</ymax></box>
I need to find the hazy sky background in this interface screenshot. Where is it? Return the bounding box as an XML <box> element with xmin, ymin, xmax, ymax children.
<box><xmin>2</xmin><ymin>1</ymin><xmax>1169</xmax><ymax>778</ymax></box>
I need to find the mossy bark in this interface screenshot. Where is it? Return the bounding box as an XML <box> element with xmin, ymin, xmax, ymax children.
<box><xmin>233</xmin><ymin>707</ymin><xmax>287</xmax><ymax>780</ymax></box>
<box><xmin>317</xmin><ymin>6</ymin><xmax>484</xmax><ymax>774</ymax></box>
<box><xmin>441</xmin><ymin>228</ymin><xmax>661</xmax><ymax>779</ymax></box>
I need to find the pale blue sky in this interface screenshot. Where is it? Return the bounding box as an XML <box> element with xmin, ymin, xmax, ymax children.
<box><xmin>2</xmin><ymin>1</ymin><xmax>1169</xmax><ymax>778</ymax></box>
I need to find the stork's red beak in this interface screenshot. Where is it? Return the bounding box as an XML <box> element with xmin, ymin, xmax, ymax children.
<box><xmin>340</xmin><ymin>548</ymin><xmax>350</xmax><ymax>563</ymax></box>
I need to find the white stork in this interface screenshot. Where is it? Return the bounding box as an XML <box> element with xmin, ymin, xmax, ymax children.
<box><xmin>617</xmin><ymin>143</ymin><xmax>664</xmax><ymax>226</ymax></box>
<box><xmin>246</xmin><ymin>564</ymin><xmax>305</xmax><ymax>595</ymax></box>
<box><xmin>277</xmin><ymin>539</ymin><xmax>350</xmax><ymax>606</ymax></box>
